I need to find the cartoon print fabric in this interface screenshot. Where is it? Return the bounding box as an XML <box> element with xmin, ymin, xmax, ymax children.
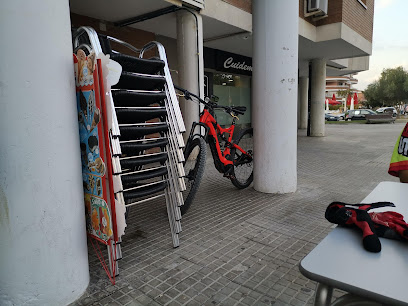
<box><xmin>74</xmin><ymin>50</ymin><xmax>112</xmax><ymax>242</ymax></box>
<box><xmin>74</xmin><ymin>49</ymin><xmax>96</xmax><ymax>87</ymax></box>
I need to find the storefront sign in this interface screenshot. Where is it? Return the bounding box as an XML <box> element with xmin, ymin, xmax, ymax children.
<box><xmin>223</xmin><ymin>57</ymin><xmax>252</xmax><ymax>72</ymax></box>
<box><xmin>204</xmin><ymin>47</ymin><xmax>252</xmax><ymax>76</ymax></box>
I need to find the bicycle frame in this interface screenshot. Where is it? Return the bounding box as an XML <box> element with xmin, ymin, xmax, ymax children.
<box><xmin>198</xmin><ymin>108</ymin><xmax>251</xmax><ymax>174</ymax></box>
<box><xmin>200</xmin><ymin>108</ymin><xmax>234</xmax><ymax>166</ymax></box>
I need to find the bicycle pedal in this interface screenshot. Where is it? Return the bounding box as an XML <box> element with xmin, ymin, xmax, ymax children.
<box><xmin>223</xmin><ymin>173</ymin><xmax>235</xmax><ymax>179</ymax></box>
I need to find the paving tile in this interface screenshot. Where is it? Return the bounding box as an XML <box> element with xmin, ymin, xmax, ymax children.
<box><xmin>241</xmin><ymin>295</ymin><xmax>256</xmax><ymax>305</ymax></box>
<box><xmin>135</xmin><ymin>294</ymin><xmax>154</xmax><ymax>305</ymax></box>
<box><xmin>182</xmin><ymin>287</ymin><xmax>198</xmax><ymax>299</ymax></box>
<box><xmin>110</xmin><ymin>290</ymin><xmax>125</xmax><ymax>300</ymax></box>
<box><xmin>165</xmin><ymin>287</ymin><xmax>181</xmax><ymax>299</ymax></box>
<box><xmin>165</xmin><ymin>301</ymin><xmax>182</xmax><ymax>306</ymax></box>
<box><xmin>221</xmin><ymin>297</ymin><xmax>241</xmax><ymax>306</ymax></box>
<box><xmin>191</xmin><ymin>293</ymin><xmax>209</xmax><ymax>304</ymax></box>
<box><xmin>124</xmin><ymin>301</ymin><xmax>145</xmax><ymax>306</ymax></box>
<box><xmin>117</xmin><ymin>295</ymin><xmax>133</xmax><ymax>305</ymax></box>
<box><xmin>202</xmin><ymin>287</ymin><xmax>216</xmax><ymax>298</ymax></box>
<box><xmin>127</xmin><ymin>289</ymin><xmax>144</xmax><ymax>299</ymax></box>
<box><xmin>191</xmin><ymin>282</ymin><xmax>206</xmax><ymax>292</ymax></box>
<box><xmin>97</xmin><ymin>296</ymin><xmax>114</xmax><ymax>306</ymax></box>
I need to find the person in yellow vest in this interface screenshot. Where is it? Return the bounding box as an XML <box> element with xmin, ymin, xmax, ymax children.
<box><xmin>389</xmin><ymin>123</ymin><xmax>408</xmax><ymax>182</ymax></box>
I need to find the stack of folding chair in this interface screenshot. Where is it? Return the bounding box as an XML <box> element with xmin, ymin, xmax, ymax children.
<box><xmin>73</xmin><ymin>27</ymin><xmax>186</xmax><ymax>251</ymax></box>
<box><xmin>100</xmin><ymin>35</ymin><xmax>186</xmax><ymax>248</ymax></box>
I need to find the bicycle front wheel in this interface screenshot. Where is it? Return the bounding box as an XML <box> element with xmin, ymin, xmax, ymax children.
<box><xmin>181</xmin><ymin>137</ymin><xmax>206</xmax><ymax>215</ymax></box>
<box><xmin>230</xmin><ymin>128</ymin><xmax>253</xmax><ymax>189</ymax></box>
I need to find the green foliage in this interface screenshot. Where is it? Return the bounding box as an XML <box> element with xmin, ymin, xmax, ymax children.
<box><xmin>337</xmin><ymin>88</ymin><xmax>352</xmax><ymax>99</ymax></box>
<box><xmin>363</xmin><ymin>66</ymin><xmax>408</xmax><ymax>108</ymax></box>
<box><xmin>330</xmin><ymin>105</ymin><xmax>341</xmax><ymax>110</ymax></box>
<box><xmin>364</xmin><ymin>81</ymin><xmax>381</xmax><ymax>108</ymax></box>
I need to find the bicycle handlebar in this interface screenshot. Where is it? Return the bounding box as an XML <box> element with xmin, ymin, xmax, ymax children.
<box><xmin>174</xmin><ymin>85</ymin><xmax>246</xmax><ymax>116</ymax></box>
<box><xmin>174</xmin><ymin>85</ymin><xmax>211</xmax><ymax>107</ymax></box>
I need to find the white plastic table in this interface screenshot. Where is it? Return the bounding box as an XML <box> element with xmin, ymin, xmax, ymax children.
<box><xmin>300</xmin><ymin>181</ymin><xmax>408</xmax><ymax>306</ymax></box>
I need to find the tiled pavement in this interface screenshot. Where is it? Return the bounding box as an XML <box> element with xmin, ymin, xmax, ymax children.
<box><xmin>73</xmin><ymin>122</ymin><xmax>404</xmax><ymax>306</ymax></box>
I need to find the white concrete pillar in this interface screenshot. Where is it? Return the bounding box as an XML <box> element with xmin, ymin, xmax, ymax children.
<box><xmin>298</xmin><ymin>77</ymin><xmax>309</xmax><ymax>129</ymax></box>
<box><xmin>0</xmin><ymin>1</ymin><xmax>89</xmax><ymax>305</ymax></box>
<box><xmin>252</xmin><ymin>0</ymin><xmax>298</xmax><ymax>193</ymax></box>
<box><xmin>176</xmin><ymin>10</ymin><xmax>204</xmax><ymax>140</ymax></box>
<box><xmin>310</xmin><ymin>58</ymin><xmax>327</xmax><ymax>136</ymax></box>
<box><xmin>298</xmin><ymin>62</ymin><xmax>309</xmax><ymax>130</ymax></box>
<box><xmin>297</xmin><ymin>84</ymin><xmax>301</xmax><ymax>127</ymax></box>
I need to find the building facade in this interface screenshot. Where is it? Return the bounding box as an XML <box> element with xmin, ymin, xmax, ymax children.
<box><xmin>326</xmin><ymin>75</ymin><xmax>358</xmax><ymax>99</ymax></box>
<box><xmin>326</xmin><ymin>74</ymin><xmax>363</xmax><ymax>107</ymax></box>
<box><xmin>0</xmin><ymin>0</ymin><xmax>374</xmax><ymax>304</ymax></box>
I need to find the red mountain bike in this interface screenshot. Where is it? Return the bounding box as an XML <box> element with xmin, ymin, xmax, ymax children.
<box><xmin>175</xmin><ymin>86</ymin><xmax>254</xmax><ymax>215</ymax></box>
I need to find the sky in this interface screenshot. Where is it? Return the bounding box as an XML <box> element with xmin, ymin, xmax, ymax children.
<box><xmin>355</xmin><ymin>0</ymin><xmax>408</xmax><ymax>91</ymax></box>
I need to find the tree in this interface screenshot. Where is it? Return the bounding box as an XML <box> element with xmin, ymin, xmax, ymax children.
<box><xmin>337</xmin><ymin>88</ymin><xmax>352</xmax><ymax>100</ymax></box>
<box><xmin>363</xmin><ymin>66</ymin><xmax>408</xmax><ymax>107</ymax></box>
<box><xmin>364</xmin><ymin>81</ymin><xmax>382</xmax><ymax>108</ymax></box>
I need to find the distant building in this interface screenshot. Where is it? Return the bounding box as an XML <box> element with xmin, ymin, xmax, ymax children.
<box><xmin>325</xmin><ymin>74</ymin><xmax>362</xmax><ymax>103</ymax></box>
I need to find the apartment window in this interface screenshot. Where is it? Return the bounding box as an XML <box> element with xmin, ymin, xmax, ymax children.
<box><xmin>357</xmin><ymin>0</ymin><xmax>367</xmax><ymax>9</ymax></box>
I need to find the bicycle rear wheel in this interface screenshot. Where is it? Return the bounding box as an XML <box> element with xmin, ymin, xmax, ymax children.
<box><xmin>181</xmin><ymin>137</ymin><xmax>206</xmax><ymax>215</ymax></box>
<box><xmin>230</xmin><ymin>128</ymin><xmax>253</xmax><ymax>189</ymax></box>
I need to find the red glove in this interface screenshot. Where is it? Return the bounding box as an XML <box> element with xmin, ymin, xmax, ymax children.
<box><xmin>325</xmin><ymin>202</ymin><xmax>395</xmax><ymax>252</ymax></box>
<box><xmin>370</xmin><ymin>211</ymin><xmax>408</xmax><ymax>240</ymax></box>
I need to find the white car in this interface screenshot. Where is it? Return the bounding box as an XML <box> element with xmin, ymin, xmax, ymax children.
<box><xmin>376</xmin><ymin>107</ymin><xmax>397</xmax><ymax>117</ymax></box>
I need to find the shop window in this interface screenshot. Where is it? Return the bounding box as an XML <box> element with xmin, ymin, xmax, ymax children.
<box><xmin>213</xmin><ymin>73</ymin><xmax>251</xmax><ymax>128</ymax></box>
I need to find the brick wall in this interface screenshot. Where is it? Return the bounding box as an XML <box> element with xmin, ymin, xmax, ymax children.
<box><xmin>70</xmin><ymin>13</ymin><xmax>156</xmax><ymax>57</ymax></box>
<box><xmin>221</xmin><ymin>0</ymin><xmax>252</xmax><ymax>13</ymax></box>
<box><xmin>341</xmin><ymin>0</ymin><xmax>374</xmax><ymax>42</ymax></box>
<box><xmin>299</xmin><ymin>0</ymin><xmax>342</xmax><ymax>28</ymax></box>
<box><xmin>299</xmin><ymin>0</ymin><xmax>374</xmax><ymax>42</ymax></box>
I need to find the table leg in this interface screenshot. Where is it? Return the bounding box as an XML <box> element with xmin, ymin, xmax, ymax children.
<box><xmin>314</xmin><ymin>283</ymin><xmax>333</xmax><ymax>306</ymax></box>
<box><xmin>330</xmin><ymin>293</ymin><xmax>382</xmax><ymax>306</ymax></box>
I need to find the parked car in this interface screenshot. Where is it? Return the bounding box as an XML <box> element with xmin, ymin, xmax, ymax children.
<box><xmin>337</xmin><ymin>112</ymin><xmax>346</xmax><ymax>120</ymax></box>
<box><xmin>376</xmin><ymin>107</ymin><xmax>397</xmax><ymax>117</ymax></box>
<box><xmin>325</xmin><ymin>113</ymin><xmax>340</xmax><ymax>121</ymax></box>
<box><xmin>345</xmin><ymin>109</ymin><xmax>377</xmax><ymax>121</ymax></box>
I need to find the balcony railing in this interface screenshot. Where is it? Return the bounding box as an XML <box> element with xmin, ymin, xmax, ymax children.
<box><xmin>326</xmin><ymin>85</ymin><xmax>349</xmax><ymax>89</ymax></box>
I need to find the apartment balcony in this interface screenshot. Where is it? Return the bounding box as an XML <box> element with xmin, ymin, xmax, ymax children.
<box><xmin>326</xmin><ymin>84</ymin><xmax>350</xmax><ymax>90</ymax></box>
<box><xmin>70</xmin><ymin>0</ymin><xmax>373</xmax><ymax>63</ymax></box>
<box><xmin>326</xmin><ymin>76</ymin><xmax>351</xmax><ymax>81</ymax></box>
<box><xmin>299</xmin><ymin>0</ymin><xmax>373</xmax><ymax>64</ymax></box>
